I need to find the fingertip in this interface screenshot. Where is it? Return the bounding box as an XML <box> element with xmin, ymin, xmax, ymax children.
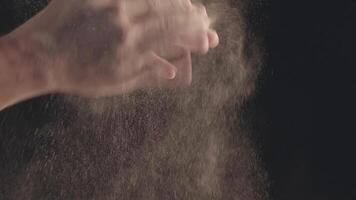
<box><xmin>189</xmin><ymin>32</ymin><xmax>209</xmax><ymax>54</ymax></box>
<box><xmin>208</xmin><ymin>29</ymin><xmax>219</xmax><ymax>49</ymax></box>
<box><xmin>162</xmin><ymin>65</ymin><xmax>177</xmax><ymax>80</ymax></box>
<box><xmin>145</xmin><ymin>51</ymin><xmax>177</xmax><ymax>80</ymax></box>
<box><xmin>154</xmin><ymin>59</ymin><xmax>177</xmax><ymax>80</ymax></box>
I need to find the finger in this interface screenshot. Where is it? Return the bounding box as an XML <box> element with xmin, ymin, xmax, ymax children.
<box><xmin>110</xmin><ymin>56</ymin><xmax>173</xmax><ymax>94</ymax></box>
<box><xmin>170</xmin><ymin>50</ymin><xmax>192</xmax><ymax>86</ymax></box>
<box><xmin>138</xmin><ymin>35</ymin><xmax>189</xmax><ymax>60</ymax></box>
<box><xmin>129</xmin><ymin>15</ymin><xmax>180</xmax><ymax>43</ymax></box>
<box><xmin>176</xmin><ymin>31</ymin><xmax>209</xmax><ymax>54</ymax></box>
<box><xmin>124</xmin><ymin>0</ymin><xmax>192</xmax><ymax>20</ymax></box>
<box><xmin>165</xmin><ymin>50</ymin><xmax>192</xmax><ymax>87</ymax></box>
<box><xmin>121</xmin><ymin>57</ymin><xmax>177</xmax><ymax>91</ymax></box>
<box><xmin>129</xmin><ymin>13</ymin><xmax>209</xmax><ymax>50</ymax></box>
<box><xmin>137</xmin><ymin>25</ymin><xmax>211</xmax><ymax>55</ymax></box>
<box><xmin>125</xmin><ymin>50</ymin><xmax>192</xmax><ymax>91</ymax></box>
<box><xmin>208</xmin><ymin>29</ymin><xmax>219</xmax><ymax>49</ymax></box>
<box><xmin>142</xmin><ymin>51</ymin><xmax>177</xmax><ymax>80</ymax></box>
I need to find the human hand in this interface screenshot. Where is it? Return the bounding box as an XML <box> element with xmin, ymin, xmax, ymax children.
<box><xmin>15</xmin><ymin>0</ymin><xmax>219</xmax><ymax>97</ymax></box>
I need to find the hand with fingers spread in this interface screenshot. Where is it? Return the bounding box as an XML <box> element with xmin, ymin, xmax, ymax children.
<box><xmin>0</xmin><ymin>0</ymin><xmax>219</xmax><ymax>110</ymax></box>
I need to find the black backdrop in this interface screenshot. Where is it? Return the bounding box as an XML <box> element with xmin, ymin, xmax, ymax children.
<box><xmin>253</xmin><ymin>1</ymin><xmax>356</xmax><ymax>199</ymax></box>
<box><xmin>0</xmin><ymin>0</ymin><xmax>356</xmax><ymax>199</ymax></box>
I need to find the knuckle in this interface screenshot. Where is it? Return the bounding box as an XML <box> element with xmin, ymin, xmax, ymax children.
<box><xmin>193</xmin><ymin>2</ymin><xmax>207</xmax><ymax>16</ymax></box>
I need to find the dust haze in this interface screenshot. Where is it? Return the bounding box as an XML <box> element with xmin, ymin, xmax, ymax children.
<box><xmin>0</xmin><ymin>0</ymin><xmax>269</xmax><ymax>199</ymax></box>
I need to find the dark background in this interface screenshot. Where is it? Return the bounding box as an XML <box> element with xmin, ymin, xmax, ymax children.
<box><xmin>250</xmin><ymin>0</ymin><xmax>356</xmax><ymax>199</ymax></box>
<box><xmin>1</xmin><ymin>0</ymin><xmax>356</xmax><ymax>199</ymax></box>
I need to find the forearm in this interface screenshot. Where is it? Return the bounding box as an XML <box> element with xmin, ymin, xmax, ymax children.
<box><xmin>0</xmin><ymin>34</ymin><xmax>53</xmax><ymax>111</ymax></box>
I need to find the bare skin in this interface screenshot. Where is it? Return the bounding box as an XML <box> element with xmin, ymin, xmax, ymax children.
<box><xmin>0</xmin><ymin>0</ymin><xmax>219</xmax><ymax>111</ymax></box>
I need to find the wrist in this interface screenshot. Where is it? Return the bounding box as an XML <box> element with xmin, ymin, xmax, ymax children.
<box><xmin>0</xmin><ymin>33</ymin><xmax>56</xmax><ymax>108</ymax></box>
